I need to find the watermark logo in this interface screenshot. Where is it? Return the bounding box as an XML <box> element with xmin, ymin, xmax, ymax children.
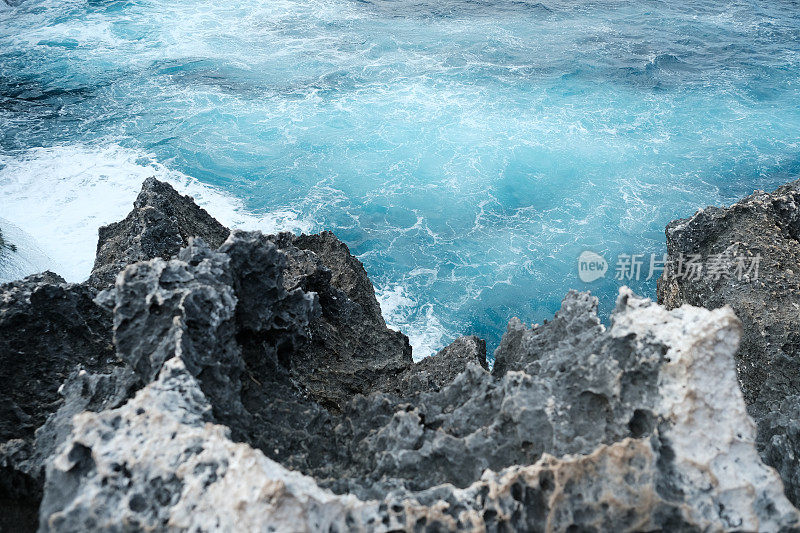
<box><xmin>577</xmin><ymin>246</ymin><xmax>761</xmax><ymax>283</ymax></box>
<box><xmin>577</xmin><ymin>251</ymin><xmax>608</xmax><ymax>282</ymax></box>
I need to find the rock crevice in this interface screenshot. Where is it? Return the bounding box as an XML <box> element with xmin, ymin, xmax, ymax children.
<box><xmin>1</xmin><ymin>177</ymin><xmax>798</xmax><ymax>532</ymax></box>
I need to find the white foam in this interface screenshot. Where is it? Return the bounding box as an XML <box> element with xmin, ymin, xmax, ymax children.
<box><xmin>0</xmin><ymin>217</ymin><xmax>57</xmax><ymax>282</ymax></box>
<box><xmin>0</xmin><ymin>142</ymin><xmax>443</xmax><ymax>360</ymax></box>
<box><xmin>375</xmin><ymin>284</ymin><xmax>449</xmax><ymax>361</ymax></box>
<box><xmin>0</xmin><ymin>143</ymin><xmax>313</xmax><ymax>282</ymax></box>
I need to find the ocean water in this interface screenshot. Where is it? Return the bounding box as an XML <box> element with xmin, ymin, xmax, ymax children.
<box><xmin>1</xmin><ymin>0</ymin><xmax>799</xmax><ymax>359</ymax></box>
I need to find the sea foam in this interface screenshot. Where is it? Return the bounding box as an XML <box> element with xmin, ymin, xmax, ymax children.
<box><xmin>0</xmin><ymin>143</ymin><xmax>447</xmax><ymax>358</ymax></box>
<box><xmin>0</xmin><ymin>144</ymin><xmax>312</xmax><ymax>282</ymax></box>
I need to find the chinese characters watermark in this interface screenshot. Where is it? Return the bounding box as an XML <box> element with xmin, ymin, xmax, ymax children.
<box><xmin>578</xmin><ymin>250</ymin><xmax>760</xmax><ymax>283</ymax></box>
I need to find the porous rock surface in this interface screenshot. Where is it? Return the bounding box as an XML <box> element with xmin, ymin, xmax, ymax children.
<box><xmin>92</xmin><ymin>178</ymin><xmax>415</xmax><ymax>411</ymax></box>
<box><xmin>657</xmin><ymin>178</ymin><xmax>800</xmax><ymax>506</ymax></box>
<box><xmin>3</xmin><ymin>177</ymin><xmax>800</xmax><ymax>532</ymax></box>
<box><xmin>88</xmin><ymin>177</ymin><xmax>229</xmax><ymax>289</ymax></box>
<box><xmin>267</xmin><ymin>231</ymin><xmax>413</xmax><ymax>411</ymax></box>
<box><xmin>0</xmin><ymin>272</ymin><xmax>129</xmax><ymax>531</ymax></box>
<box><xmin>40</xmin><ymin>283</ymin><xmax>800</xmax><ymax>532</ymax></box>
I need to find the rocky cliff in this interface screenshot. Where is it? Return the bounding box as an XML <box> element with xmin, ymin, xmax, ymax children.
<box><xmin>2</xmin><ymin>177</ymin><xmax>799</xmax><ymax>532</ymax></box>
<box><xmin>658</xmin><ymin>178</ymin><xmax>800</xmax><ymax>510</ymax></box>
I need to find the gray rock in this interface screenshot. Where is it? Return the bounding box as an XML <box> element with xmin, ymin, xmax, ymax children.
<box><xmin>320</xmin><ymin>290</ymin><xmax>662</xmax><ymax>498</ymax></box>
<box><xmin>1</xmin><ymin>365</ymin><xmax>138</xmax><ymax>516</ymax></box>
<box><xmin>491</xmin><ymin>290</ymin><xmax>604</xmax><ymax>379</ymax></box>
<box><xmin>389</xmin><ymin>335</ymin><xmax>487</xmax><ymax>397</ymax></box>
<box><xmin>29</xmin><ymin>367</ymin><xmax>138</xmax><ymax>473</ymax></box>
<box><xmin>268</xmin><ymin>231</ymin><xmax>413</xmax><ymax>411</ymax></box>
<box><xmin>657</xmin><ymin>178</ymin><xmax>800</xmax><ymax>506</ymax></box>
<box><xmin>0</xmin><ymin>271</ymin><xmax>118</xmax><ymax>444</ymax></box>
<box><xmin>213</xmin><ymin>231</ymin><xmax>337</xmax><ymax>470</ymax></box>
<box><xmin>88</xmin><ymin>177</ymin><xmax>229</xmax><ymax>289</ymax></box>
<box><xmin>109</xmin><ymin>239</ymin><xmax>240</xmax><ymax>392</ymax></box>
<box><xmin>0</xmin><ymin>272</ymin><xmax>125</xmax><ymax>532</ymax></box>
<box><xmin>10</xmin><ymin>175</ymin><xmax>800</xmax><ymax>532</ymax></box>
<box><xmin>102</xmin><ymin>233</ymin><xmax>336</xmax><ymax>476</ymax></box>
<box><xmin>39</xmin><ymin>290</ymin><xmax>800</xmax><ymax>532</ymax></box>
<box><xmin>219</xmin><ymin>230</ymin><xmax>317</xmax><ymax>351</ymax></box>
<box><xmin>91</xmin><ymin>179</ymin><xmax>412</xmax><ymax>413</ymax></box>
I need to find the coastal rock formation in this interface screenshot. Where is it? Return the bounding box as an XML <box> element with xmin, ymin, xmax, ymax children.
<box><xmin>0</xmin><ymin>271</ymin><xmax>121</xmax><ymax>445</ymax></box>
<box><xmin>40</xmin><ymin>284</ymin><xmax>800</xmax><ymax>531</ymax></box>
<box><xmin>3</xmin><ymin>176</ymin><xmax>799</xmax><ymax>532</ymax></box>
<box><xmin>102</xmin><ymin>232</ymin><xmax>334</xmax><ymax>472</ymax></box>
<box><xmin>268</xmin><ymin>231</ymin><xmax>413</xmax><ymax>411</ymax></box>
<box><xmin>389</xmin><ymin>335</ymin><xmax>487</xmax><ymax>397</ymax></box>
<box><xmin>90</xmin><ymin>179</ymin><xmax>414</xmax><ymax>411</ymax></box>
<box><xmin>88</xmin><ymin>177</ymin><xmax>229</xmax><ymax>289</ymax></box>
<box><xmin>0</xmin><ymin>272</ymin><xmax>127</xmax><ymax>531</ymax></box>
<box><xmin>319</xmin><ymin>290</ymin><xmax>661</xmax><ymax>498</ymax></box>
<box><xmin>657</xmin><ymin>178</ymin><xmax>800</xmax><ymax>506</ymax></box>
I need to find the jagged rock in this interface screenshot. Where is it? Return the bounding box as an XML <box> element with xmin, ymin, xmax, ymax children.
<box><xmin>39</xmin><ymin>290</ymin><xmax>800</xmax><ymax>532</ymax></box>
<box><xmin>0</xmin><ymin>272</ymin><xmax>117</xmax><ymax>444</ymax></box>
<box><xmin>0</xmin><ymin>272</ymin><xmax>121</xmax><ymax>531</ymax></box>
<box><xmin>88</xmin><ymin>177</ymin><xmax>229</xmax><ymax>288</ymax></box>
<box><xmin>280</xmin><ymin>286</ymin><xmax>800</xmax><ymax>530</ymax></box>
<box><xmin>38</xmin><ymin>358</ymin><xmax>378</xmax><ymax>533</ymax></box>
<box><xmin>657</xmin><ymin>178</ymin><xmax>800</xmax><ymax>506</ymax></box>
<box><xmin>389</xmin><ymin>335</ymin><xmax>487</xmax><ymax>397</ymax></box>
<box><xmin>317</xmin><ymin>290</ymin><xmax>661</xmax><ymax>497</ymax></box>
<box><xmin>90</xmin><ymin>178</ymin><xmax>412</xmax><ymax>412</ymax></box>
<box><xmin>9</xmin><ymin>175</ymin><xmax>800</xmax><ymax>532</ymax></box>
<box><xmin>94</xmin><ymin>211</ymin><xmax>475</xmax><ymax>477</ymax></box>
<box><xmin>491</xmin><ymin>290</ymin><xmax>603</xmax><ymax>378</ymax></box>
<box><xmin>28</xmin><ymin>366</ymin><xmax>138</xmax><ymax>474</ymax></box>
<box><xmin>110</xmin><ymin>239</ymin><xmax>239</xmax><ymax>389</ymax></box>
<box><xmin>219</xmin><ymin>230</ymin><xmax>317</xmax><ymax>350</ymax></box>
<box><xmin>268</xmin><ymin>231</ymin><xmax>413</xmax><ymax>411</ymax></box>
<box><xmin>102</xmin><ymin>234</ymin><xmax>335</xmax><ymax>475</ymax></box>
<box><xmin>0</xmin><ymin>365</ymin><xmax>138</xmax><ymax>531</ymax></box>
<box><xmin>213</xmin><ymin>231</ymin><xmax>334</xmax><ymax>469</ymax></box>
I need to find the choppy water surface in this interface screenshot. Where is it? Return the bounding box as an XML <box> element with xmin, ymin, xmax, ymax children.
<box><xmin>1</xmin><ymin>0</ymin><xmax>799</xmax><ymax>357</ymax></box>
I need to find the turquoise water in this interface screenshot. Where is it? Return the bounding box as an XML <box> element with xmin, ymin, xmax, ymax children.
<box><xmin>1</xmin><ymin>0</ymin><xmax>799</xmax><ymax>357</ymax></box>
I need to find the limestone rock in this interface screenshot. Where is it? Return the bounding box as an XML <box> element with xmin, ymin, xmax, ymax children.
<box><xmin>39</xmin><ymin>358</ymin><xmax>377</xmax><ymax>533</ymax></box>
<box><xmin>0</xmin><ymin>272</ymin><xmax>117</xmax><ymax>444</ymax></box>
<box><xmin>88</xmin><ymin>177</ymin><xmax>229</xmax><ymax>288</ymax></box>
<box><xmin>657</xmin><ymin>178</ymin><xmax>800</xmax><ymax>505</ymax></box>
<box><xmin>6</xmin><ymin>175</ymin><xmax>800</xmax><ymax>532</ymax></box>
<box><xmin>0</xmin><ymin>272</ymin><xmax>124</xmax><ymax>531</ymax></box>
<box><xmin>269</xmin><ymin>231</ymin><xmax>413</xmax><ymax>411</ymax></box>
<box><xmin>390</xmin><ymin>335</ymin><xmax>487</xmax><ymax>397</ymax></box>
<box><xmin>39</xmin><ymin>290</ymin><xmax>800</xmax><ymax>532</ymax></box>
<box><xmin>1</xmin><ymin>365</ymin><xmax>138</xmax><ymax>516</ymax></box>
<box><xmin>90</xmin><ymin>178</ymin><xmax>412</xmax><ymax>413</ymax></box>
<box><xmin>109</xmin><ymin>239</ymin><xmax>240</xmax><ymax>395</ymax></box>
<box><xmin>102</xmin><ymin>234</ymin><xmax>335</xmax><ymax>475</ymax></box>
<box><xmin>313</xmin><ymin>290</ymin><xmax>672</xmax><ymax>498</ymax></box>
